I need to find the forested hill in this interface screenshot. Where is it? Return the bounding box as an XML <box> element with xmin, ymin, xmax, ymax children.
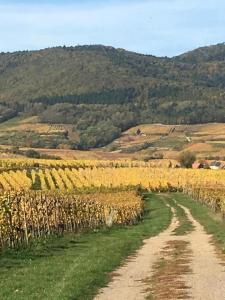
<box><xmin>1</xmin><ymin>43</ymin><xmax>225</xmax><ymax>149</ymax></box>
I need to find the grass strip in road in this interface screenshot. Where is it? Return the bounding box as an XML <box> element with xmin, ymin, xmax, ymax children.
<box><xmin>173</xmin><ymin>203</ymin><xmax>194</xmax><ymax>236</ymax></box>
<box><xmin>146</xmin><ymin>240</ymin><xmax>192</xmax><ymax>300</ymax></box>
<box><xmin>0</xmin><ymin>193</ymin><xmax>171</xmax><ymax>300</ymax></box>
<box><xmin>158</xmin><ymin>194</ymin><xmax>193</xmax><ymax>236</ymax></box>
<box><xmin>173</xmin><ymin>193</ymin><xmax>225</xmax><ymax>254</ymax></box>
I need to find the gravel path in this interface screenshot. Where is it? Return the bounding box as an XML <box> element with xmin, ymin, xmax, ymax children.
<box><xmin>94</xmin><ymin>202</ymin><xmax>225</xmax><ymax>300</ymax></box>
<box><xmin>94</xmin><ymin>206</ymin><xmax>179</xmax><ymax>300</ymax></box>
<box><xmin>180</xmin><ymin>205</ymin><xmax>225</xmax><ymax>300</ymax></box>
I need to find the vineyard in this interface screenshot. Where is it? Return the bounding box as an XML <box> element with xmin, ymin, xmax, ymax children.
<box><xmin>0</xmin><ymin>158</ymin><xmax>158</xmax><ymax>170</ymax></box>
<box><xmin>0</xmin><ymin>190</ymin><xmax>142</xmax><ymax>248</ymax></box>
<box><xmin>0</xmin><ymin>158</ymin><xmax>224</xmax><ymax>248</ymax></box>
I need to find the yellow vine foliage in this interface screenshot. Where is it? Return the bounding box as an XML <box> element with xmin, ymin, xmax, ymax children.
<box><xmin>0</xmin><ymin>159</ymin><xmax>224</xmax><ymax>216</ymax></box>
<box><xmin>0</xmin><ymin>190</ymin><xmax>143</xmax><ymax>248</ymax></box>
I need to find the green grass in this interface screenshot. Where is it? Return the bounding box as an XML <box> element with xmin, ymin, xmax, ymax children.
<box><xmin>0</xmin><ymin>116</ymin><xmax>26</xmax><ymax>131</ymax></box>
<box><xmin>156</xmin><ymin>194</ymin><xmax>193</xmax><ymax>236</ymax></box>
<box><xmin>174</xmin><ymin>193</ymin><xmax>225</xmax><ymax>253</ymax></box>
<box><xmin>166</xmin><ymin>194</ymin><xmax>194</xmax><ymax>235</ymax></box>
<box><xmin>0</xmin><ymin>193</ymin><xmax>171</xmax><ymax>300</ymax></box>
<box><xmin>152</xmin><ymin>136</ymin><xmax>188</xmax><ymax>151</ymax></box>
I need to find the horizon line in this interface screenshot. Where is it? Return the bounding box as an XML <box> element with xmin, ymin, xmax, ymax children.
<box><xmin>0</xmin><ymin>41</ymin><xmax>224</xmax><ymax>58</ymax></box>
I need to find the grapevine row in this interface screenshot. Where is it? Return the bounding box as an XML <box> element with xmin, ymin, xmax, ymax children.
<box><xmin>0</xmin><ymin>191</ymin><xmax>143</xmax><ymax>248</ymax></box>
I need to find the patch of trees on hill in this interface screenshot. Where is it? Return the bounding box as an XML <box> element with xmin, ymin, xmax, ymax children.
<box><xmin>1</xmin><ymin>43</ymin><xmax>225</xmax><ymax>149</ymax></box>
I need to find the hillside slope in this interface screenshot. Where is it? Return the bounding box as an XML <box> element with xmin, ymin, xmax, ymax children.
<box><xmin>1</xmin><ymin>43</ymin><xmax>225</xmax><ymax>149</ymax></box>
<box><xmin>1</xmin><ymin>119</ymin><xmax>225</xmax><ymax>163</ymax></box>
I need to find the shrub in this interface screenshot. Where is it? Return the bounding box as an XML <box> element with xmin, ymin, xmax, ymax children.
<box><xmin>179</xmin><ymin>151</ymin><xmax>196</xmax><ymax>168</ymax></box>
<box><xmin>25</xmin><ymin>149</ymin><xmax>41</xmax><ymax>159</ymax></box>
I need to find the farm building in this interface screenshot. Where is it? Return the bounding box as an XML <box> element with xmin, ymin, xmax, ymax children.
<box><xmin>192</xmin><ymin>162</ymin><xmax>205</xmax><ymax>169</ymax></box>
<box><xmin>192</xmin><ymin>161</ymin><xmax>209</xmax><ymax>169</ymax></box>
<box><xmin>209</xmin><ymin>161</ymin><xmax>222</xmax><ymax>170</ymax></box>
<box><xmin>136</xmin><ymin>128</ymin><xmax>141</xmax><ymax>136</ymax></box>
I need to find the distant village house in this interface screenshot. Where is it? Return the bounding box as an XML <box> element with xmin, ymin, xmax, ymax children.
<box><xmin>136</xmin><ymin>128</ymin><xmax>141</xmax><ymax>136</ymax></box>
<box><xmin>192</xmin><ymin>162</ymin><xmax>205</xmax><ymax>169</ymax></box>
<box><xmin>209</xmin><ymin>161</ymin><xmax>223</xmax><ymax>170</ymax></box>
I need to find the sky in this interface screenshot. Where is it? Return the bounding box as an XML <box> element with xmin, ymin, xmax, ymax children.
<box><xmin>1</xmin><ymin>0</ymin><xmax>225</xmax><ymax>57</ymax></box>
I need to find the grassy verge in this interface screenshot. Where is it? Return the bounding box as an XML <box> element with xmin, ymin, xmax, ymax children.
<box><xmin>0</xmin><ymin>193</ymin><xmax>171</xmax><ymax>300</ymax></box>
<box><xmin>174</xmin><ymin>193</ymin><xmax>225</xmax><ymax>253</ymax></box>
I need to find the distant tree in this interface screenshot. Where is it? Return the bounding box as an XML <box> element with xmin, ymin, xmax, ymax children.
<box><xmin>179</xmin><ymin>151</ymin><xmax>196</xmax><ymax>168</ymax></box>
<box><xmin>11</xmin><ymin>146</ymin><xmax>20</xmax><ymax>154</ymax></box>
<box><xmin>25</xmin><ymin>149</ymin><xmax>40</xmax><ymax>159</ymax></box>
<box><xmin>153</xmin><ymin>152</ymin><xmax>164</xmax><ymax>159</ymax></box>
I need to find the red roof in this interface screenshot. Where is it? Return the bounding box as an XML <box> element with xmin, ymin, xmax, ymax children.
<box><xmin>192</xmin><ymin>162</ymin><xmax>201</xmax><ymax>169</ymax></box>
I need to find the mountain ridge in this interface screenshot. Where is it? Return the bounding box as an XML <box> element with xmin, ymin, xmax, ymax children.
<box><xmin>0</xmin><ymin>42</ymin><xmax>225</xmax><ymax>149</ymax></box>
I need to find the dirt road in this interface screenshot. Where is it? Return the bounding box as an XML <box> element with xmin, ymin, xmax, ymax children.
<box><xmin>94</xmin><ymin>201</ymin><xmax>225</xmax><ymax>300</ymax></box>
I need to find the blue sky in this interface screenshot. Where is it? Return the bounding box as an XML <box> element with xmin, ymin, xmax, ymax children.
<box><xmin>1</xmin><ymin>0</ymin><xmax>225</xmax><ymax>56</ymax></box>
